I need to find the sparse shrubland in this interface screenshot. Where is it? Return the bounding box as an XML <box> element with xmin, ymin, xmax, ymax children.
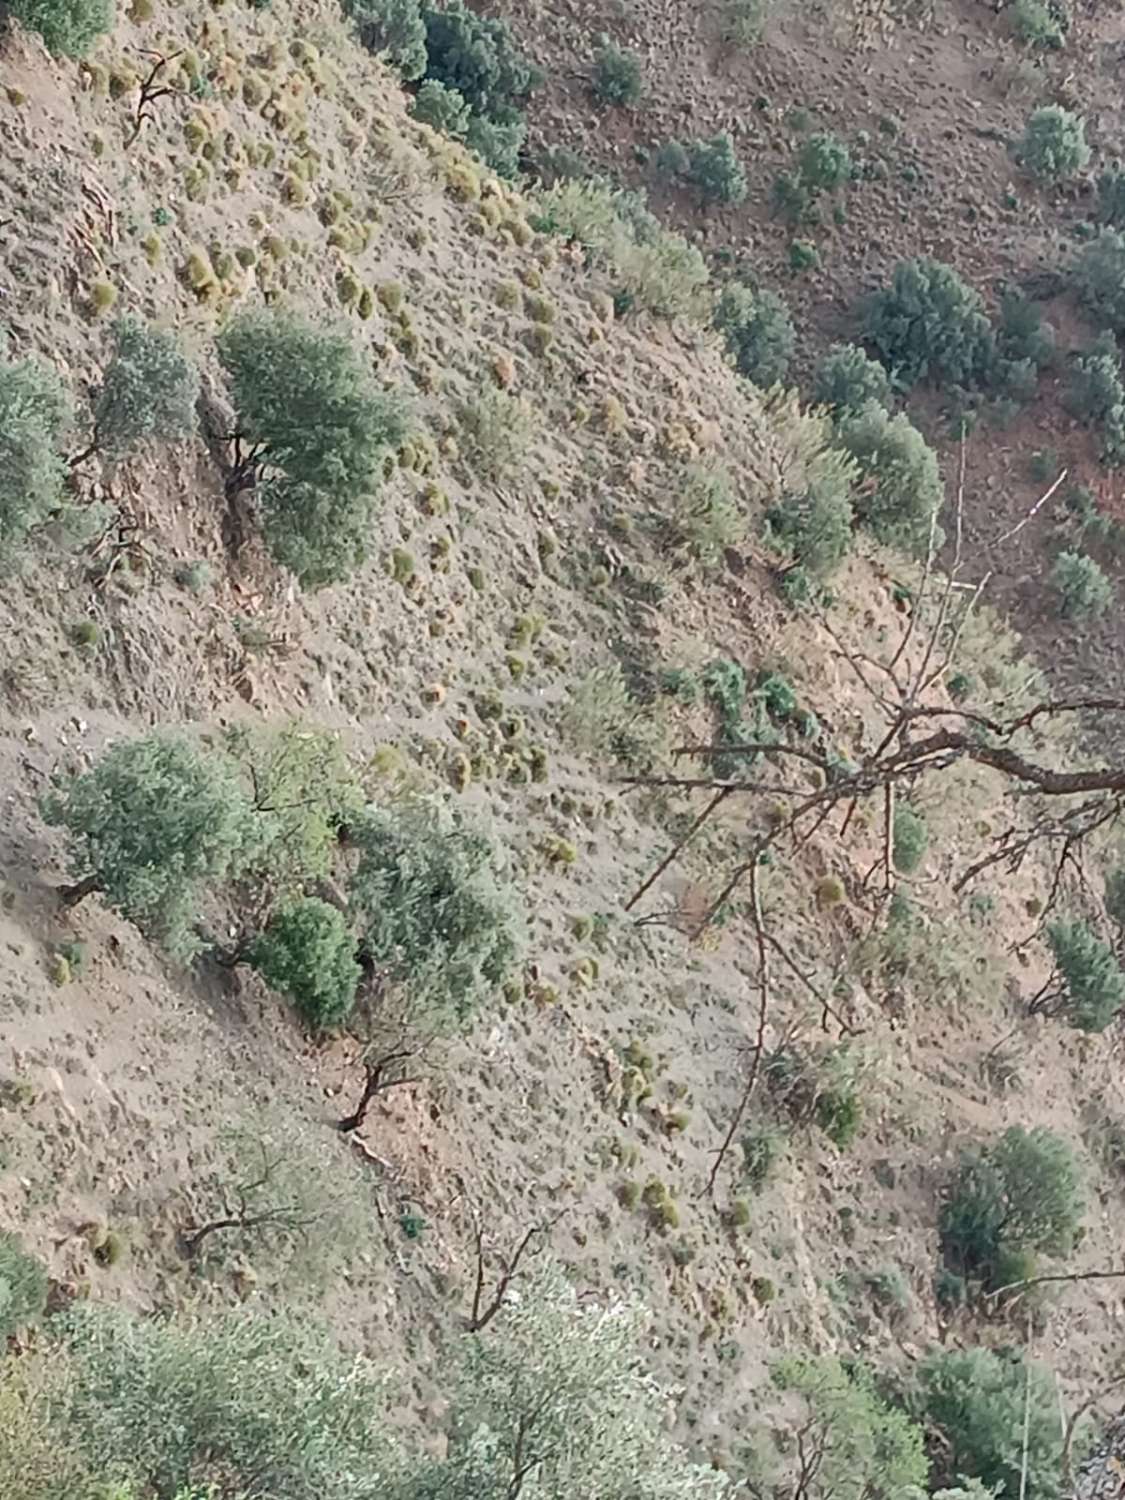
<box><xmin>90</xmin><ymin>316</ymin><xmax>199</xmax><ymax>459</ymax></box>
<box><xmin>834</xmin><ymin>402</ymin><xmax>943</xmax><ymax>553</ymax></box>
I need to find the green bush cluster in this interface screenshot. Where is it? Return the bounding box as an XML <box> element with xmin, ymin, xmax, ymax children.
<box><xmin>92</xmin><ymin>316</ymin><xmax>199</xmax><ymax>458</ymax></box>
<box><xmin>5</xmin><ymin>0</ymin><xmax>113</xmax><ymax>56</ymax></box>
<box><xmin>798</xmin><ymin>132</ymin><xmax>852</xmax><ymax>192</ymax></box>
<box><xmin>813</xmin><ymin>343</ymin><xmax>891</xmax><ymax>414</ymax></box>
<box><xmin>218</xmin><ymin>310</ymin><xmax>407</xmax><ymax>589</ymax></box>
<box><xmin>246</xmin><ymin>899</ymin><xmax>362</xmax><ymax>1030</ymax></box>
<box><xmin>592</xmin><ymin>40</ymin><xmax>643</xmax><ymax>106</ymax></box>
<box><xmin>0</xmin><ymin>352</ymin><xmax>71</xmax><ymax>566</ymax></box>
<box><xmin>891</xmin><ymin>802</ymin><xmax>928</xmax><ymax>873</ymax></box>
<box><xmin>862</xmin><ymin>257</ymin><xmax>994</xmax><ymax>390</ymax></box>
<box><xmin>1018</xmin><ymin>105</ymin><xmax>1089</xmax><ymax>181</ymax></box>
<box><xmin>940</xmin><ymin>1124</ymin><xmax>1083</xmax><ymax>1288</ymax></box>
<box><xmin>411</xmin><ymin>77</ymin><xmax>471</xmax><ymax>137</ymax></box>
<box><xmin>345</xmin><ymin>0</ymin><xmax>540</xmax><ymax>174</ymax></box>
<box><xmin>834</xmin><ymin>401</ymin><xmax>943</xmax><ymax>555</ymax></box>
<box><xmin>1050</xmin><ymin>550</ymin><xmax>1113</xmax><ymax>618</ymax></box>
<box><xmin>1041</xmin><ymin>918</ymin><xmax>1125</xmax><ymax>1029</ymax></box>
<box><xmin>918</xmin><ymin>1348</ymin><xmax>1064</xmax><ymax>1500</ymax></box>
<box><xmin>713</xmin><ymin>283</ymin><xmax>795</xmax><ymax>386</ymax></box>
<box><xmin>1074</xmin><ymin>230</ymin><xmax>1125</xmax><ymax>333</ymax></box>
<box><xmin>0</xmin><ymin>1232</ymin><xmax>48</xmax><ymax>1340</ymax></box>
<box><xmin>659</xmin><ymin>133</ymin><xmax>747</xmax><ymax>204</ymax></box>
<box><xmin>1065</xmin><ymin>334</ymin><xmax>1125</xmax><ymax>465</ymax></box>
<box><xmin>1011</xmin><ymin>0</ymin><xmax>1070</xmax><ymax>48</ymax></box>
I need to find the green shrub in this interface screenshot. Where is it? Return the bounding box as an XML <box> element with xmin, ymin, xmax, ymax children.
<box><xmin>686</xmin><ymin>132</ymin><xmax>747</xmax><ymax>204</ymax></box>
<box><xmin>771</xmin><ymin>1355</ymin><xmax>928</xmax><ymax>1500</ymax></box>
<box><xmin>1050</xmin><ymin>549</ymin><xmax>1113</xmax><ymax>618</ymax></box>
<box><xmin>0</xmin><ymin>1233</ymin><xmax>48</xmax><ymax>1339</ymax></box>
<box><xmin>663</xmin><ymin>461</ymin><xmax>745</xmax><ymax>566</ymax></box>
<box><xmin>420</xmin><ymin>0</ymin><xmax>542</xmax><ymax>118</ymax></box>
<box><xmin>997</xmin><ymin>290</ymin><xmax>1055</xmax><ymax>370</ymax></box>
<box><xmin>411</xmin><ymin>77</ymin><xmax>470</xmax><ymax>137</ymax></box>
<box><xmin>1097</xmin><ymin>165</ymin><xmax>1125</xmax><ymax>225</ymax></box>
<box><xmin>892</xmin><ymin>802</ymin><xmax>928</xmax><ymax>873</ymax></box>
<box><xmin>1018</xmin><ymin>105</ymin><xmax>1089</xmax><ymax>181</ymax></box>
<box><xmin>918</xmin><ymin>1347</ymin><xmax>1064</xmax><ymax>1500</ymax></box>
<box><xmin>348</xmin><ymin>800</ymin><xmax>522</xmax><ymax>1031</ymax></box>
<box><xmin>41</xmin><ymin>734</ymin><xmax>256</xmax><ymax>961</ymax></box>
<box><xmin>342</xmin><ymin>0</ymin><xmax>427</xmax><ymax>78</ymax></box>
<box><xmin>940</xmin><ymin>1124</ymin><xmax>1083</xmax><ymax>1284</ymax></box>
<box><xmin>652</xmin><ymin>138</ymin><xmax>690</xmax><ymax>181</ymax></box>
<box><xmin>863</xmin><ymin>257</ymin><xmax>994</xmax><ymax>389</ymax></box>
<box><xmin>592</xmin><ymin>40</ymin><xmax>642</xmax><ymax>106</ymax></box>
<box><xmin>798</xmin><ymin>132</ymin><xmax>851</xmax><ymax>192</ymax></box>
<box><xmin>5</xmin><ymin>0</ymin><xmax>113</xmax><ymax>56</ymax></box>
<box><xmin>0</xmin><ymin>353</ymin><xmax>71</xmax><ymax>564</ymax></box>
<box><xmin>1106</xmin><ymin>865</ymin><xmax>1125</xmax><ymax>928</ymax></box>
<box><xmin>1065</xmin><ymin>335</ymin><xmax>1125</xmax><ymax>464</ymax></box>
<box><xmin>1011</xmin><ymin>0</ymin><xmax>1069</xmax><ymax>48</ymax></box>
<box><xmin>813</xmin><ymin>343</ymin><xmax>891</xmax><ymax>413</ymax></box>
<box><xmin>38</xmin><ymin>1304</ymin><xmax>398</xmax><ymax>1499</ymax></box>
<box><xmin>217</xmin><ymin>310</ymin><xmax>406</xmax><ymax>588</ymax></box>
<box><xmin>741</xmin><ymin>1126</ymin><xmax>782</xmax><ymax>1192</ymax></box>
<box><xmin>723</xmin><ymin>0</ymin><xmax>769</xmax><ymax>45</ymax></box>
<box><xmin>1074</xmin><ymin>229</ymin><xmax>1125</xmax><ymax>333</ymax></box>
<box><xmin>834</xmin><ymin>401</ymin><xmax>943</xmax><ymax>554</ymax></box>
<box><xmin>714</xmin><ymin>284</ymin><xmax>794</xmax><ymax>386</ymax></box>
<box><xmin>531</xmin><ymin>178</ymin><xmax>709</xmax><ymax>319</ymax></box>
<box><xmin>92</xmin><ymin>316</ymin><xmax>199</xmax><ymax>458</ymax></box>
<box><xmin>247</xmin><ymin>898</ymin><xmax>361</xmax><ymax>1029</ymax></box>
<box><xmin>463</xmin><ymin>111</ymin><xmax>525</xmax><ymax>177</ymax></box>
<box><xmin>1042</xmin><ymin>918</ymin><xmax>1125</xmax><ymax>1030</ymax></box>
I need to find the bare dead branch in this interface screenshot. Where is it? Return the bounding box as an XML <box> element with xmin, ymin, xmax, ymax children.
<box><xmin>466</xmin><ymin>1211</ymin><xmax>564</xmax><ymax>1332</ymax></box>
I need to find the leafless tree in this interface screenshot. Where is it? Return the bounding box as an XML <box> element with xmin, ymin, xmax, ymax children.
<box><xmin>180</xmin><ymin>1136</ymin><xmax>324</xmax><ymax>1256</ymax></box>
<box><xmin>466</xmin><ymin>1210</ymin><xmax>563</xmax><ymax>1332</ymax></box>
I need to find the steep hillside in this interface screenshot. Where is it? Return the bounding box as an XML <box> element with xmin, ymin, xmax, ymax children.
<box><xmin>2</xmin><ymin>0</ymin><xmax>1125</xmax><ymax>1493</ymax></box>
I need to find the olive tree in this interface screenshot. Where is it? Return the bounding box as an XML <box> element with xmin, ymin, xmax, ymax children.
<box><xmin>766</xmin><ymin>1354</ymin><xmax>928</xmax><ymax>1500</ymax></box>
<box><xmin>0</xmin><ymin>1233</ymin><xmax>47</xmax><ymax>1341</ymax></box>
<box><xmin>1073</xmin><ymin>230</ymin><xmax>1125</xmax><ymax>333</ymax></box>
<box><xmin>410</xmin><ymin>1264</ymin><xmax>731</xmax><ymax>1499</ymax></box>
<box><xmin>41</xmin><ymin>733</ymin><xmax>257</xmax><ymax>960</ymax></box>
<box><xmin>87</xmin><ymin>316</ymin><xmax>199</xmax><ymax>460</ymax></box>
<box><xmin>348</xmin><ymin>800</ymin><xmax>522</xmax><ymax>1032</ymax></box>
<box><xmin>217</xmin><ymin>311</ymin><xmax>407</xmax><ymax>588</ymax></box>
<box><xmin>0</xmin><ymin>352</ymin><xmax>71</xmax><ymax>564</ymax></box>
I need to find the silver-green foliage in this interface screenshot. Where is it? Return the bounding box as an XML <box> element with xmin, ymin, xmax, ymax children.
<box><xmin>42</xmin><ymin>1303</ymin><xmax>398</xmax><ymax>1500</ymax></box>
<box><xmin>0</xmin><ymin>353</ymin><xmax>71</xmax><ymax>563</ymax></box>
<box><xmin>1074</xmin><ymin>230</ymin><xmax>1125</xmax><ymax>333</ymax></box>
<box><xmin>768</xmin><ymin>1354</ymin><xmax>928</xmax><ymax>1500</ymax></box>
<box><xmin>714</xmin><ymin>284</ymin><xmax>795</xmax><ymax>387</ymax></box>
<box><xmin>411</xmin><ymin>77</ymin><xmax>471</xmax><ymax>136</ymax></box>
<box><xmin>1019</xmin><ymin>105</ymin><xmax>1089</xmax><ymax>181</ymax></box>
<box><xmin>813</xmin><ymin>344</ymin><xmax>891</xmax><ymax>414</ymax></box>
<box><xmin>93</xmin><ymin>317</ymin><xmax>199</xmax><ymax>457</ymax></box>
<box><xmin>1050</xmin><ymin>549</ymin><xmax>1113</xmax><ymax>618</ymax></box>
<box><xmin>217</xmin><ymin>311</ymin><xmax>407</xmax><ymax>588</ymax></box>
<box><xmin>0</xmin><ymin>1233</ymin><xmax>47</xmax><ymax>1340</ymax></box>
<box><xmin>342</xmin><ymin>0</ymin><xmax>427</xmax><ymax>78</ymax></box>
<box><xmin>41</xmin><ymin>733</ymin><xmax>257</xmax><ymax>960</ymax></box>
<box><xmin>834</xmin><ymin>401</ymin><xmax>943</xmax><ymax>555</ymax></box>
<box><xmin>919</xmin><ymin>1347</ymin><xmax>1064</xmax><ymax>1500</ymax></box>
<box><xmin>415</xmin><ymin>1265</ymin><xmax>731</xmax><ymax>1499</ymax></box>
<box><xmin>348</xmin><ymin>800</ymin><xmax>522</xmax><ymax>1030</ymax></box>
<box><xmin>5</xmin><ymin>0</ymin><xmax>113</xmax><ymax>55</ymax></box>
<box><xmin>863</xmin><ymin>257</ymin><xmax>994</xmax><ymax>389</ymax></box>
